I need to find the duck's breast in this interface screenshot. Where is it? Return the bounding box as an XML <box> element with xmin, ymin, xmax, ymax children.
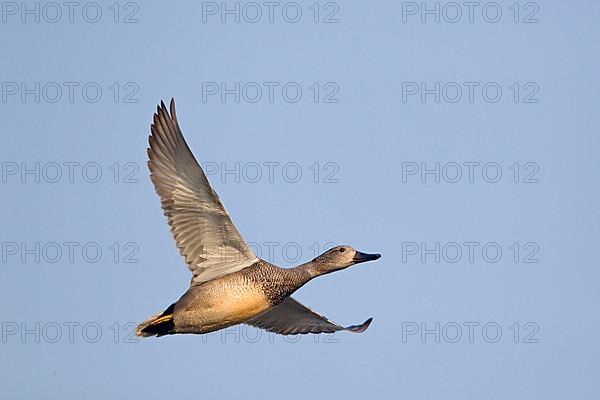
<box><xmin>173</xmin><ymin>272</ymin><xmax>272</xmax><ymax>333</ymax></box>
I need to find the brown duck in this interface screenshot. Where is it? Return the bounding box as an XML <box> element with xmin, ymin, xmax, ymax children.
<box><xmin>136</xmin><ymin>99</ymin><xmax>381</xmax><ymax>338</ymax></box>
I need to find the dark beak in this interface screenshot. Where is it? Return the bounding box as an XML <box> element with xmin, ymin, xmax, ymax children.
<box><xmin>353</xmin><ymin>251</ymin><xmax>381</xmax><ymax>264</ymax></box>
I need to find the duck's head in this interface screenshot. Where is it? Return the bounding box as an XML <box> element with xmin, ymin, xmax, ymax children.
<box><xmin>310</xmin><ymin>245</ymin><xmax>381</xmax><ymax>275</ymax></box>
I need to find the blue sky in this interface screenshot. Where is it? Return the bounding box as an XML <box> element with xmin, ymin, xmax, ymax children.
<box><xmin>1</xmin><ymin>1</ymin><xmax>599</xmax><ymax>398</ymax></box>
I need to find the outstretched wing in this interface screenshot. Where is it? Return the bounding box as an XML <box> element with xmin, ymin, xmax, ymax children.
<box><xmin>246</xmin><ymin>297</ymin><xmax>372</xmax><ymax>335</ymax></box>
<box><xmin>148</xmin><ymin>98</ymin><xmax>258</xmax><ymax>285</ymax></box>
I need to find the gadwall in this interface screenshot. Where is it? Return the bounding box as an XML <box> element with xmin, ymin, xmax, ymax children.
<box><xmin>136</xmin><ymin>99</ymin><xmax>381</xmax><ymax>337</ymax></box>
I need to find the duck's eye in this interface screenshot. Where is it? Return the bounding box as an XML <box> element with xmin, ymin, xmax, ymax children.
<box><xmin>339</xmin><ymin>248</ymin><xmax>345</xmax><ymax>253</ymax></box>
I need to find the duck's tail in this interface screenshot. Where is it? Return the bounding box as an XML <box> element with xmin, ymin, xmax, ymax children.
<box><xmin>135</xmin><ymin>303</ymin><xmax>176</xmax><ymax>338</ymax></box>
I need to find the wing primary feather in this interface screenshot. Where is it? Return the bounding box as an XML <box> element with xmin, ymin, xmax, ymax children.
<box><xmin>246</xmin><ymin>298</ymin><xmax>373</xmax><ymax>335</ymax></box>
<box><xmin>147</xmin><ymin>99</ymin><xmax>258</xmax><ymax>285</ymax></box>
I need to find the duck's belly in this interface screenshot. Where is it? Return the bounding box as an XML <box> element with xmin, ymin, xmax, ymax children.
<box><xmin>173</xmin><ymin>277</ymin><xmax>272</xmax><ymax>334</ymax></box>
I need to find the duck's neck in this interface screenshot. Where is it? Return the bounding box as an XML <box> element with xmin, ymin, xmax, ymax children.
<box><xmin>270</xmin><ymin>260</ymin><xmax>343</xmax><ymax>304</ymax></box>
<box><xmin>294</xmin><ymin>259</ymin><xmax>340</xmax><ymax>280</ymax></box>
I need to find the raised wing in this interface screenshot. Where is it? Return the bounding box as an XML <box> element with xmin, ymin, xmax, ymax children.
<box><xmin>246</xmin><ymin>297</ymin><xmax>372</xmax><ymax>335</ymax></box>
<box><xmin>148</xmin><ymin>99</ymin><xmax>258</xmax><ymax>285</ymax></box>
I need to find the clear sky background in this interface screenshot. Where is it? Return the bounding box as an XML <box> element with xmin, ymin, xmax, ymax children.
<box><xmin>1</xmin><ymin>1</ymin><xmax>598</xmax><ymax>398</ymax></box>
